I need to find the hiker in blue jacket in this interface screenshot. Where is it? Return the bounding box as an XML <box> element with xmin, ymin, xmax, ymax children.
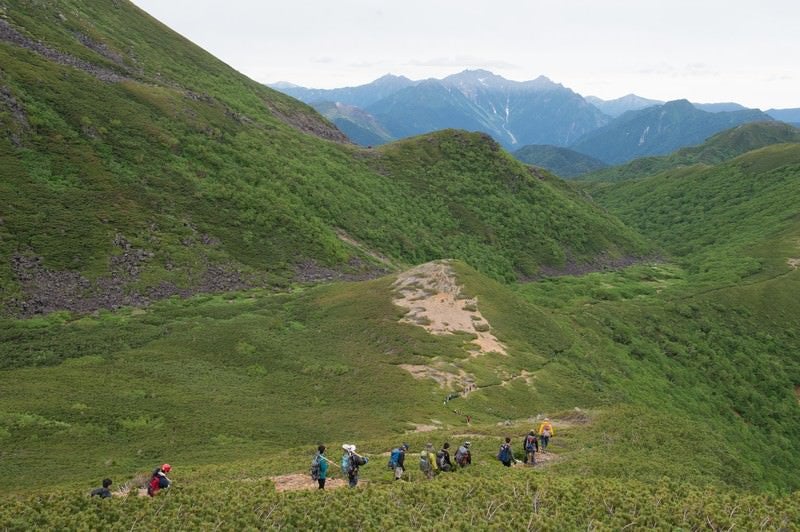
<box><xmin>389</xmin><ymin>443</ymin><xmax>410</xmax><ymax>480</ymax></box>
<box><xmin>315</xmin><ymin>445</ymin><xmax>329</xmax><ymax>489</ymax></box>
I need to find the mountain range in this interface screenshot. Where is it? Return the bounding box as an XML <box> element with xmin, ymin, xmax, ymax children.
<box><xmin>569</xmin><ymin>99</ymin><xmax>774</xmax><ymax>164</ymax></box>
<box><xmin>274</xmin><ymin>72</ymin><xmax>797</xmax><ymax>164</ymax></box>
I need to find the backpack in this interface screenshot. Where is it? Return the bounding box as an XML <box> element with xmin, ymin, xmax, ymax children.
<box><xmin>436</xmin><ymin>450</ymin><xmax>446</xmax><ymax>469</ymax></box>
<box><xmin>347</xmin><ymin>454</ymin><xmax>365</xmax><ymax>477</ymax></box>
<box><xmin>310</xmin><ymin>454</ymin><xmax>321</xmax><ymax>481</ymax></box>
<box><xmin>341</xmin><ymin>454</ymin><xmax>351</xmax><ymax>475</ymax></box>
<box><xmin>147</xmin><ymin>475</ymin><xmax>161</xmax><ymax>496</ymax></box>
<box><xmin>542</xmin><ymin>427</ymin><xmax>552</xmax><ymax>437</ymax></box>
<box><xmin>525</xmin><ymin>435</ymin><xmax>537</xmax><ymax>451</ymax></box>
<box><xmin>455</xmin><ymin>447</ymin><xmax>469</xmax><ymax>466</ymax></box>
<box><xmin>419</xmin><ymin>452</ymin><xmax>431</xmax><ymax>472</ymax></box>
<box><xmin>497</xmin><ymin>444</ymin><xmax>511</xmax><ymax>463</ymax></box>
<box><xmin>387</xmin><ymin>448</ymin><xmax>402</xmax><ymax>469</ymax></box>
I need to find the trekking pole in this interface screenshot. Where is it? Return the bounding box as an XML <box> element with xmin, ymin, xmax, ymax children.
<box><xmin>319</xmin><ymin>456</ymin><xmax>341</xmax><ymax>468</ymax></box>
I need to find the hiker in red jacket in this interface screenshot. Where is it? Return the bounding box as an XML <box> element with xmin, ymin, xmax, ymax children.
<box><xmin>147</xmin><ymin>463</ymin><xmax>172</xmax><ymax>496</ymax></box>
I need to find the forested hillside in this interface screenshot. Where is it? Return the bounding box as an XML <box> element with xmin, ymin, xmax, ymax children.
<box><xmin>2</xmin><ymin>1</ymin><xmax>800</xmax><ymax>529</ymax></box>
<box><xmin>0</xmin><ymin>0</ymin><xmax>646</xmax><ymax>317</ymax></box>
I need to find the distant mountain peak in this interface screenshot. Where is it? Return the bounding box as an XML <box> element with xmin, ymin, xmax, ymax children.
<box><xmin>663</xmin><ymin>99</ymin><xmax>694</xmax><ymax>109</ymax></box>
<box><xmin>373</xmin><ymin>73</ymin><xmax>413</xmax><ymax>84</ymax></box>
<box><xmin>510</xmin><ymin>75</ymin><xmax>560</xmax><ymax>92</ymax></box>
<box><xmin>442</xmin><ymin>69</ymin><xmax>511</xmax><ymax>89</ymax></box>
<box><xmin>269</xmin><ymin>81</ymin><xmax>301</xmax><ymax>89</ymax></box>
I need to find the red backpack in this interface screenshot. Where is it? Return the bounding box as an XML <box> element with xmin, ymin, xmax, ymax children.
<box><xmin>147</xmin><ymin>475</ymin><xmax>161</xmax><ymax>496</ymax></box>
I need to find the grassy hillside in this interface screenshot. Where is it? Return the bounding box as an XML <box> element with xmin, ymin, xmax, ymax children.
<box><xmin>3</xmin><ymin>0</ymin><xmax>800</xmax><ymax>528</ymax></box>
<box><xmin>513</xmin><ymin>144</ymin><xmax>609</xmax><ymax>178</ymax></box>
<box><xmin>0</xmin><ymin>0</ymin><xmax>647</xmax><ymax>317</ymax></box>
<box><xmin>589</xmin><ymin>143</ymin><xmax>800</xmax><ymax>285</ymax></box>
<box><xmin>582</xmin><ymin>121</ymin><xmax>800</xmax><ymax>181</ymax></box>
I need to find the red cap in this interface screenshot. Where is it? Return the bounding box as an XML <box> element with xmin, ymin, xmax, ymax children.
<box><xmin>162</xmin><ymin>463</ymin><xmax>171</xmax><ymax>473</ymax></box>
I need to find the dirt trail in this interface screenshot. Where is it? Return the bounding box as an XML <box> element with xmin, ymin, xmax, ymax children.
<box><xmin>788</xmin><ymin>258</ymin><xmax>799</xmax><ymax>269</ymax></box>
<box><xmin>270</xmin><ymin>474</ymin><xmax>354</xmax><ymax>492</ymax></box>
<box><xmin>393</xmin><ymin>260</ymin><xmax>507</xmax><ymax>356</ymax></box>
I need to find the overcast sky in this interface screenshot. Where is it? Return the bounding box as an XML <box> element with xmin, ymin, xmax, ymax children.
<box><xmin>131</xmin><ymin>0</ymin><xmax>799</xmax><ymax>109</ymax></box>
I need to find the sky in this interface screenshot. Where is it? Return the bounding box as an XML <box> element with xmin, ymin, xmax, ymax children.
<box><xmin>131</xmin><ymin>0</ymin><xmax>800</xmax><ymax>109</ymax></box>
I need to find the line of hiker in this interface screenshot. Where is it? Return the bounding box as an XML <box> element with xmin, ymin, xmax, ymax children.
<box><xmin>504</xmin><ymin>418</ymin><xmax>554</xmax><ymax>467</ymax></box>
<box><xmin>91</xmin><ymin>421</ymin><xmax>556</xmax><ymax>497</ymax></box>
<box><xmin>309</xmin><ymin>422</ymin><xmax>554</xmax><ymax>489</ymax></box>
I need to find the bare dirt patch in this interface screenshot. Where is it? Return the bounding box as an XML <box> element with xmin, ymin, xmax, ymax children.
<box><xmin>399</xmin><ymin>364</ymin><xmax>469</xmax><ymax>388</ymax></box>
<box><xmin>270</xmin><ymin>473</ymin><xmax>351</xmax><ymax>492</ymax></box>
<box><xmin>393</xmin><ymin>260</ymin><xmax>506</xmax><ymax>356</ymax></box>
<box><xmin>788</xmin><ymin>258</ymin><xmax>800</xmax><ymax>270</ymax></box>
<box><xmin>408</xmin><ymin>423</ymin><xmax>439</xmax><ymax>433</ymax></box>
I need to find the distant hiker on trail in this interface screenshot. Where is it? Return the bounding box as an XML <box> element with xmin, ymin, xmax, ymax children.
<box><xmin>147</xmin><ymin>464</ymin><xmax>171</xmax><ymax>496</ymax></box>
<box><xmin>538</xmin><ymin>418</ymin><xmax>555</xmax><ymax>452</ymax></box>
<box><xmin>497</xmin><ymin>437</ymin><xmax>513</xmax><ymax>467</ymax></box>
<box><xmin>455</xmin><ymin>441</ymin><xmax>472</xmax><ymax>468</ymax></box>
<box><xmin>437</xmin><ymin>442</ymin><xmax>453</xmax><ymax>472</ymax></box>
<box><xmin>522</xmin><ymin>430</ymin><xmax>539</xmax><ymax>465</ymax></box>
<box><xmin>90</xmin><ymin>478</ymin><xmax>112</xmax><ymax>498</ymax></box>
<box><xmin>388</xmin><ymin>443</ymin><xmax>410</xmax><ymax>480</ymax></box>
<box><xmin>342</xmin><ymin>444</ymin><xmax>368</xmax><ymax>488</ymax></box>
<box><xmin>311</xmin><ymin>444</ymin><xmax>330</xmax><ymax>489</ymax></box>
<box><xmin>419</xmin><ymin>442</ymin><xmax>438</xmax><ymax>479</ymax></box>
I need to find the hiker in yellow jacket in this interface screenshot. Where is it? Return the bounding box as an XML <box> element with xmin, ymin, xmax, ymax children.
<box><xmin>538</xmin><ymin>418</ymin><xmax>555</xmax><ymax>452</ymax></box>
<box><xmin>420</xmin><ymin>442</ymin><xmax>439</xmax><ymax>479</ymax></box>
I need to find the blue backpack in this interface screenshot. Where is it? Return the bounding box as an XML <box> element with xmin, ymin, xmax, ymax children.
<box><xmin>387</xmin><ymin>448</ymin><xmax>402</xmax><ymax>469</ymax></box>
<box><xmin>497</xmin><ymin>444</ymin><xmax>511</xmax><ymax>463</ymax></box>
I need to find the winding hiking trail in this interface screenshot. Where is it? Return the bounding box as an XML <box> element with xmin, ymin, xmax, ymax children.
<box><xmin>394</xmin><ymin>260</ymin><xmax>510</xmax><ymax>397</ymax></box>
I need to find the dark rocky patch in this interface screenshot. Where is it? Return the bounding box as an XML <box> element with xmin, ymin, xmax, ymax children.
<box><xmin>523</xmin><ymin>254</ymin><xmax>662</xmax><ymax>281</ymax></box>
<box><xmin>0</xmin><ymin>85</ymin><xmax>28</xmax><ymax>147</ymax></box>
<box><xmin>0</xmin><ymin>19</ymin><xmax>128</xmax><ymax>83</ymax></box>
<box><xmin>73</xmin><ymin>32</ymin><xmax>125</xmax><ymax>66</ymax></box>
<box><xmin>293</xmin><ymin>257</ymin><xmax>388</xmax><ymax>283</ymax></box>
<box><xmin>7</xmin><ymin>234</ymin><xmax>259</xmax><ymax>318</ymax></box>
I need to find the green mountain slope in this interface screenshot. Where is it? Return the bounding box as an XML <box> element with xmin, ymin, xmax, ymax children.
<box><xmin>0</xmin><ymin>0</ymin><xmax>647</xmax><ymax>316</ymax></box>
<box><xmin>513</xmin><ymin>144</ymin><xmax>609</xmax><ymax>178</ymax></box>
<box><xmin>571</xmin><ymin>99</ymin><xmax>774</xmax><ymax>164</ymax></box>
<box><xmin>582</xmin><ymin>121</ymin><xmax>800</xmax><ymax>181</ymax></box>
<box><xmin>3</xmin><ymin>1</ymin><xmax>800</xmax><ymax>527</ymax></box>
<box><xmin>590</xmin><ymin>143</ymin><xmax>800</xmax><ymax>284</ymax></box>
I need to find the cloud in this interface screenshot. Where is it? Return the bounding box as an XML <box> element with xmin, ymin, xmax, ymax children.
<box><xmin>311</xmin><ymin>57</ymin><xmax>335</xmax><ymax>64</ymax></box>
<box><xmin>347</xmin><ymin>60</ymin><xmax>386</xmax><ymax>69</ymax></box>
<box><xmin>637</xmin><ymin>62</ymin><xmax>719</xmax><ymax>78</ymax></box>
<box><xmin>406</xmin><ymin>56</ymin><xmax>519</xmax><ymax>70</ymax></box>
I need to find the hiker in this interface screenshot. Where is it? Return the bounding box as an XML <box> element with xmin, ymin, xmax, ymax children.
<box><xmin>147</xmin><ymin>464</ymin><xmax>171</xmax><ymax>496</ymax></box>
<box><xmin>437</xmin><ymin>442</ymin><xmax>453</xmax><ymax>472</ymax></box>
<box><xmin>419</xmin><ymin>442</ymin><xmax>438</xmax><ymax>479</ymax></box>
<box><xmin>90</xmin><ymin>478</ymin><xmax>112</xmax><ymax>498</ymax></box>
<box><xmin>388</xmin><ymin>443</ymin><xmax>409</xmax><ymax>480</ymax></box>
<box><xmin>342</xmin><ymin>444</ymin><xmax>368</xmax><ymax>488</ymax></box>
<box><xmin>311</xmin><ymin>444</ymin><xmax>329</xmax><ymax>489</ymax></box>
<box><xmin>522</xmin><ymin>430</ymin><xmax>539</xmax><ymax>465</ymax></box>
<box><xmin>455</xmin><ymin>441</ymin><xmax>472</xmax><ymax>468</ymax></box>
<box><xmin>538</xmin><ymin>418</ymin><xmax>555</xmax><ymax>452</ymax></box>
<box><xmin>497</xmin><ymin>437</ymin><xmax>513</xmax><ymax>467</ymax></box>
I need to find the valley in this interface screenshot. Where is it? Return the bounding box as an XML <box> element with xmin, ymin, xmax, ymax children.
<box><xmin>1</xmin><ymin>0</ymin><xmax>799</xmax><ymax>529</ymax></box>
